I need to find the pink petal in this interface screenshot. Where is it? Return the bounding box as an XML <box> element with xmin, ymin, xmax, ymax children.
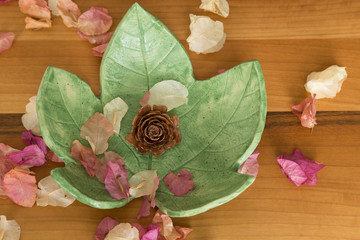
<box><xmin>19</xmin><ymin>0</ymin><xmax>51</xmax><ymax>19</ymax></box>
<box><xmin>46</xmin><ymin>150</ymin><xmax>63</xmax><ymax>163</ymax></box>
<box><xmin>217</xmin><ymin>68</ymin><xmax>227</xmax><ymax>74</ymax></box>
<box><xmin>142</xmin><ymin>225</ymin><xmax>160</xmax><ymax>240</ymax></box>
<box><xmin>151</xmin><ymin>176</ymin><xmax>159</xmax><ymax>207</ymax></box>
<box><xmin>94</xmin><ymin>216</ymin><xmax>119</xmax><ymax>240</ymax></box>
<box><xmin>291</xmin><ymin>95</ymin><xmax>317</xmax><ymax>128</ymax></box>
<box><xmin>0</xmin><ymin>32</ymin><xmax>15</xmax><ymax>54</ymax></box>
<box><xmin>7</xmin><ymin>145</ymin><xmax>46</xmax><ymax>166</ymax></box>
<box><xmin>152</xmin><ymin>210</ymin><xmax>181</xmax><ymax>240</ymax></box>
<box><xmin>3</xmin><ymin>168</ymin><xmax>37</xmax><ymax>207</ymax></box>
<box><xmin>238</xmin><ymin>150</ymin><xmax>260</xmax><ymax>177</ymax></box>
<box><xmin>80</xmin><ymin>112</ymin><xmax>114</xmax><ymax>155</ymax></box>
<box><xmin>92</xmin><ymin>43</ymin><xmax>108</xmax><ymax>57</ymax></box>
<box><xmin>137</xmin><ymin>196</ymin><xmax>151</xmax><ymax>219</ymax></box>
<box><xmin>104</xmin><ymin>161</ymin><xmax>130</xmax><ymax>200</ymax></box>
<box><xmin>0</xmin><ymin>156</ymin><xmax>17</xmax><ymax>198</ymax></box>
<box><xmin>0</xmin><ymin>143</ymin><xmax>18</xmax><ymax>157</ymax></box>
<box><xmin>21</xmin><ymin>130</ymin><xmax>47</xmax><ymax>154</ymax></box>
<box><xmin>0</xmin><ymin>0</ymin><xmax>13</xmax><ymax>3</ymax></box>
<box><xmin>130</xmin><ymin>223</ymin><xmax>146</xmax><ymax>239</ymax></box>
<box><xmin>71</xmin><ymin>140</ymin><xmax>100</xmax><ymax>178</ymax></box>
<box><xmin>163</xmin><ymin>170</ymin><xmax>194</xmax><ymax>196</ymax></box>
<box><xmin>174</xmin><ymin>226</ymin><xmax>192</xmax><ymax>240</ymax></box>
<box><xmin>57</xmin><ymin>0</ymin><xmax>81</xmax><ymax>28</ymax></box>
<box><xmin>25</xmin><ymin>17</ymin><xmax>52</xmax><ymax>30</ymax></box>
<box><xmin>277</xmin><ymin>149</ymin><xmax>325</xmax><ymax>186</ymax></box>
<box><xmin>77</xmin><ymin>7</ymin><xmax>112</xmax><ymax>36</ymax></box>
<box><xmin>139</xmin><ymin>91</ymin><xmax>151</xmax><ymax>107</ymax></box>
<box><xmin>96</xmin><ymin>151</ymin><xmax>124</xmax><ymax>183</ymax></box>
<box><xmin>77</xmin><ymin>30</ymin><xmax>113</xmax><ymax>45</ymax></box>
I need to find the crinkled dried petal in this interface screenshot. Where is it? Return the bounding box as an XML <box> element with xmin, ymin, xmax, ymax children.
<box><xmin>94</xmin><ymin>217</ymin><xmax>119</xmax><ymax>240</ymax></box>
<box><xmin>130</xmin><ymin>223</ymin><xmax>146</xmax><ymax>239</ymax></box>
<box><xmin>0</xmin><ymin>215</ymin><xmax>21</xmax><ymax>240</ymax></box>
<box><xmin>71</xmin><ymin>140</ymin><xmax>100</xmax><ymax>178</ymax></box>
<box><xmin>77</xmin><ymin>30</ymin><xmax>114</xmax><ymax>45</ymax></box>
<box><xmin>186</xmin><ymin>14</ymin><xmax>226</xmax><ymax>54</ymax></box>
<box><xmin>137</xmin><ymin>196</ymin><xmax>151</xmax><ymax>219</ymax></box>
<box><xmin>152</xmin><ymin>210</ymin><xmax>181</xmax><ymax>240</ymax></box>
<box><xmin>140</xmin><ymin>80</ymin><xmax>188</xmax><ymax>111</ymax></box>
<box><xmin>199</xmin><ymin>0</ymin><xmax>230</xmax><ymax>18</ymax></box>
<box><xmin>77</xmin><ymin>7</ymin><xmax>112</xmax><ymax>36</ymax></box>
<box><xmin>48</xmin><ymin>0</ymin><xmax>59</xmax><ymax>16</ymax></box>
<box><xmin>163</xmin><ymin>170</ymin><xmax>194</xmax><ymax>196</ymax></box>
<box><xmin>36</xmin><ymin>175</ymin><xmax>75</xmax><ymax>207</ymax></box>
<box><xmin>0</xmin><ymin>156</ymin><xmax>17</xmax><ymax>199</ymax></box>
<box><xmin>305</xmin><ymin>65</ymin><xmax>347</xmax><ymax>99</ymax></box>
<box><xmin>19</xmin><ymin>0</ymin><xmax>51</xmax><ymax>19</ymax></box>
<box><xmin>96</xmin><ymin>151</ymin><xmax>124</xmax><ymax>183</ymax></box>
<box><xmin>3</xmin><ymin>168</ymin><xmax>37</xmax><ymax>207</ymax></box>
<box><xmin>0</xmin><ymin>143</ymin><xmax>18</xmax><ymax>157</ymax></box>
<box><xmin>174</xmin><ymin>226</ymin><xmax>192</xmax><ymax>240</ymax></box>
<box><xmin>291</xmin><ymin>96</ymin><xmax>317</xmax><ymax>129</ymax></box>
<box><xmin>0</xmin><ymin>32</ymin><xmax>15</xmax><ymax>54</ymax></box>
<box><xmin>104</xmin><ymin>97</ymin><xmax>128</xmax><ymax>135</ymax></box>
<box><xmin>104</xmin><ymin>162</ymin><xmax>130</xmax><ymax>200</ymax></box>
<box><xmin>129</xmin><ymin>170</ymin><xmax>158</xmax><ymax>198</ymax></box>
<box><xmin>142</xmin><ymin>225</ymin><xmax>160</xmax><ymax>240</ymax></box>
<box><xmin>93</xmin><ymin>42</ymin><xmax>109</xmax><ymax>57</ymax></box>
<box><xmin>238</xmin><ymin>150</ymin><xmax>260</xmax><ymax>177</ymax></box>
<box><xmin>21</xmin><ymin>130</ymin><xmax>47</xmax><ymax>154</ymax></box>
<box><xmin>25</xmin><ymin>17</ymin><xmax>52</xmax><ymax>30</ymax></box>
<box><xmin>46</xmin><ymin>150</ymin><xmax>63</xmax><ymax>162</ymax></box>
<box><xmin>22</xmin><ymin>96</ymin><xmax>41</xmax><ymax>136</ymax></box>
<box><xmin>277</xmin><ymin>149</ymin><xmax>325</xmax><ymax>186</ymax></box>
<box><xmin>57</xmin><ymin>0</ymin><xmax>81</xmax><ymax>28</ymax></box>
<box><xmin>7</xmin><ymin>145</ymin><xmax>46</xmax><ymax>166</ymax></box>
<box><xmin>104</xmin><ymin>223</ymin><xmax>139</xmax><ymax>240</ymax></box>
<box><xmin>80</xmin><ymin>112</ymin><xmax>114</xmax><ymax>155</ymax></box>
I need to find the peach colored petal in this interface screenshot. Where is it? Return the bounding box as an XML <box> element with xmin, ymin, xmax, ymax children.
<box><xmin>57</xmin><ymin>0</ymin><xmax>81</xmax><ymax>28</ymax></box>
<box><xmin>0</xmin><ymin>32</ymin><xmax>15</xmax><ymax>54</ymax></box>
<box><xmin>77</xmin><ymin>30</ymin><xmax>113</xmax><ymax>45</ymax></box>
<box><xmin>71</xmin><ymin>140</ymin><xmax>100</xmax><ymax>178</ymax></box>
<box><xmin>291</xmin><ymin>96</ymin><xmax>317</xmax><ymax>129</ymax></box>
<box><xmin>25</xmin><ymin>17</ymin><xmax>52</xmax><ymax>30</ymax></box>
<box><xmin>19</xmin><ymin>0</ymin><xmax>51</xmax><ymax>19</ymax></box>
<box><xmin>92</xmin><ymin>42</ymin><xmax>108</xmax><ymax>57</ymax></box>
<box><xmin>77</xmin><ymin>7</ymin><xmax>112</xmax><ymax>35</ymax></box>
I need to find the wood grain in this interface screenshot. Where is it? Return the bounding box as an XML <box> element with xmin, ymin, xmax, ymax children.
<box><xmin>1</xmin><ymin>0</ymin><xmax>360</xmax><ymax>239</ymax></box>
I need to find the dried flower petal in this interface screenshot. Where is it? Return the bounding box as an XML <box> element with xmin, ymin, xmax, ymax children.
<box><xmin>174</xmin><ymin>226</ymin><xmax>192</xmax><ymax>240</ymax></box>
<box><xmin>152</xmin><ymin>210</ymin><xmax>181</xmax><ymax>240</ymax></box>
<box><xmin>130</xmin><ymin>223</ymin><xmax>146</xmax><ymax>239</ymax></box>
<box><xmin>18</xmin><ymin>0</ymin><xmax>51</xmax><ymax>19</ymax></box>
<box><xmin>46</xmin><ymin>150</ymin><xmax>63</xmax><ymax>163</ymax></box>
<box><xmin>71</xmin><ymin>140</ymin><xmax>100</xmax><ymax>178</ymax></box>
<box><xmin>291</xmin><ymin>96</ymin><xmax>317</xmax><ymax>129</ymax></box>
<box><xmin>22</xmin><ymin>96</ymin><xmax>41</xmax><ymax>136</ymax></box>
<box><xmin>217</xmin><ymin>68</ymin><xmax>227</xmax><ymax>74</ymax></box>
<box><xmin>77</xmin><ymin>30</ymin><xmax>113</xmax><ymax>45</ymax></box>
<box><xmin>238</xmin><ymin>150</ymin><xmax>260</xmax><ymax>177</ymax></box>
<box><xmin>104</xmin><ymin>97</ymin><xmax>128</xmax><ymax>135</ymax></box>
<box><xmin>48</xmin><ymin>0</ymin><xmax>59</xmax><ymax>16</ymax></box>
<box><xmin>199</xmin><ymin>0</ymin><xmax>230</xmax><ymax>18</ymax></box>
<box><xmin>137</xmin><ymin>196</ymin><xmax>151</xmax><ymax>219</ymax></box>
<box><xmin>0</xmin><ymin>215</ymin><xmax>21</xmax><ymax>240</ymax></box>
<box><xmin>21</xmin><ymin>130</ymin><xmax>47</xmax><ymax>154</ymax></box>
<box><xmin>104</xmin><ymin>223</ymin><xmax>139</xmax><ymax>240</ymax></box>
<box><xmin>305</xmin><ymin>65</ymin><xmax>347</xmax><ymax>99</ymax></box>
<box><xmin>129</xmin><ymin>170</ymin><xmax>158</xmax><ymax>198</ymax></box>
<box><xmin>77</xmin><ymin>7</ymin><xmax>112</xmax><ymax>36</ymax></box>
<box><xmin>93</xmin><ymin>43</ymin><xmax>109</xmax><ymax>57</ymax></box>
<box><xmin>104</xmin><ymin>162</ymin><xmax>130</xmax><ymax>200</ymax></box>
<box><xmin>0</xmin><ymin>143</ymin><xmax>18</xmax><ymax>157</ymax></box>
<box><xmin>96</xmin><ymin>151</ymin><xmax>124</xmax><ymax>183</ymax></box>
<box><xmin>25</xmin><ymin>16</ymin><xmax>52</xmax><ymax>30</ymax></box>
<box><xmin>186</xmin><ymin>14</ymin><xmax>226</xmax><ymax>54</ymax></box>
<box><xmin>57</xmin><ymin>0</ymin><xmax>81</xmax><ymax>28</ymax></box>
<box><xmin>163</xmin><ymin>170</ymin><xmax>194</xmax><ymax>196</ymax></box>
<box><xmin>140</xmin><ymin>80</ymin><xmax>188</xmax><ymax>111</ymax></box>
<box><xmin>3</xmin><ymin>168</ymin><xmax>37</xmax><ymax>207</ymax></box>
<box><xmin>36</xmin><ymin>175</ymin><xmax>75</xmax><ymax>207</ymax></box>
<box><xmin>142</xmin><ymin>225</ymin><xmax>160</xmax><ymax>240</ymax></box>
<box><xmin>0</xmin><ymin>32</ymin><xmax>15</xmax><ymax>54</ymax></box>
<box><xmin>0</xmin><ymin>0</ymin><xmax>13</xmax><ymax>3</ymax></box>
<box><xmin>7</xmin><ymin>145</ymin><xmax>46</xmax><ymax>166</ymax></box>
<box><xmin>0</xmin><ymin>156</ymin><xmax>17</xmax><ymax>199</ymax></box>
<box><xmin>94</xmin><ymin>217</ymin><xmax>119</xmax><ymax>240</ymax></box>
<box><xmin>277</xmin><ymin>149</ymin><xmax>325</xmax><ymax>187</ymax></box>
<box><xmin>80</xmin><ymin>112</ymin><xmax>114</xmax><ymax>155</ymax></box>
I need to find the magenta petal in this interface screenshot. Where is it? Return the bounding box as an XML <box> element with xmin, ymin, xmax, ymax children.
<box><xmin>7</xmin><ymin>145</ymin><xmax>46</xmax><ymax>166</ymax></box>
<box><xmin>137</xmin><ymin>196</ymin><xmax>151</xmax><ymax>219</ymax></box>
<box><xmin>104</xmin><ymin>162</ymin><xmax>130</xmax><ymax>200</ymax></box>
<box><xmin>94</xmin><ymin>217</ymin><xmax>119</xmax><ymax>240</ymax></box>
<box><xmin>277</xmin><ymin>149</ymin><xmax>324</xmax><ymax>186</ymax></box>
<box><xmin>0</xmin><ymin>0</ymin><xmax>12</xmax><ymax>3</ymax></box>
<box><xmin>217</xmin><ymin>68</ymin><xmax>227</xmax><ymax>74</ymax></box>
<box><xmin>130</xmin><ymin>223</ymin><xmax>146</xmax><ymax>239</ymax></box>
<box><xmin>238</xmin><ymin>150</ymin><xmax>260</xmax><ymax>177</ymax></box>
<box><xmin>163</xmin><ymin>170</ymin><xmax>194</xmax><ymax>196</ymax></box>
<box><xmin>142</xmin><ymin>226</ymin><xmax>160</xmax><ymax>240</ymax></box>
<box><xmin>21</xmin><ymin>130</ymin><xmax>47</xmax><ymax>154</ymax></box>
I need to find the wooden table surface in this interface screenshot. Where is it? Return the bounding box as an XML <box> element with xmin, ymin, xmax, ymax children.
<box><xmin>1</xmin><ymin>0</ymin><xmax>360</xmax><ymax>239</ymax></box>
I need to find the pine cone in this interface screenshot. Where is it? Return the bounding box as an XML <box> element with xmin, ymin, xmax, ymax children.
<box><xmin>125</xmin><ymin>105</ymin><xmax>181</xmax><ymax>157</ymax></box>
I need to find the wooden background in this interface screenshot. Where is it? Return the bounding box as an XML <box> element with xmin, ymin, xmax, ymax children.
<box><xmin>1</xmin><ymin>0</ymin><xmax>360</xmax><ymax>239</ymax></box>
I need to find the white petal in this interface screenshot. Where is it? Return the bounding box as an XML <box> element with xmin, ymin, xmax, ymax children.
<box><xmin>129</xmin><ymin>170</ymin><xmax>157</xmax><ymax>198</ymax></box>
<box><xmin>103</xmin><ymin>98</ymin><xmax>128</xmax><ymax>135</ymax></box>
<box><xmin>199</xmin><ymin>0</ymin><xmax>230</xmax><ymax>18</ymax></box>
<box><xmin>36</xmin><ymin>176</ymin><xmax>75</xmax><ymax>207</ymax></box>
<box><xmin>22</xmin><ymin>96</ymin><xmax>41</xmax><ymax>136</ymax></box>
<box><xmin>105</xmin><ymin>223</ymin><xmax>139</xmax><ymax>240</ymax></box>
<box><xmin>48</xmin><ymin>0</ymin><xmax>60</xmax><ymax>16</ymax></box>
<box><xmin>141</xmin><ymin>80</ymin><xmax>188</xmax><ymax>111</ymax></box>
<box><xmin>186</xmin><ymin>14</ymin><xmax>226</xmax><ymax>54</ymax></box>
<box><xmin>0</xmin><ymin>215</ymin><xmax>21</xmax><ymax>240</ymax></box>
<box><xmin>304</xmin><ymin>65</ymin><xmax>347</xmax><ymax>99</ymax></box>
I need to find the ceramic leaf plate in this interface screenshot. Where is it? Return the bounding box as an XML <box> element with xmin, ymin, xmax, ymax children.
<box><xmin>37</xmin><ymin>3</ymin><xmax>267</xmax><ymax>217</ymax></box>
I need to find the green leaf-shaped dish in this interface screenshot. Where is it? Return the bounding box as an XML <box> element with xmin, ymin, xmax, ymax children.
<box><xmin>37</xmin><ymin>3</ymin><xmax>267</xmax><ymax>217</ymax></box>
